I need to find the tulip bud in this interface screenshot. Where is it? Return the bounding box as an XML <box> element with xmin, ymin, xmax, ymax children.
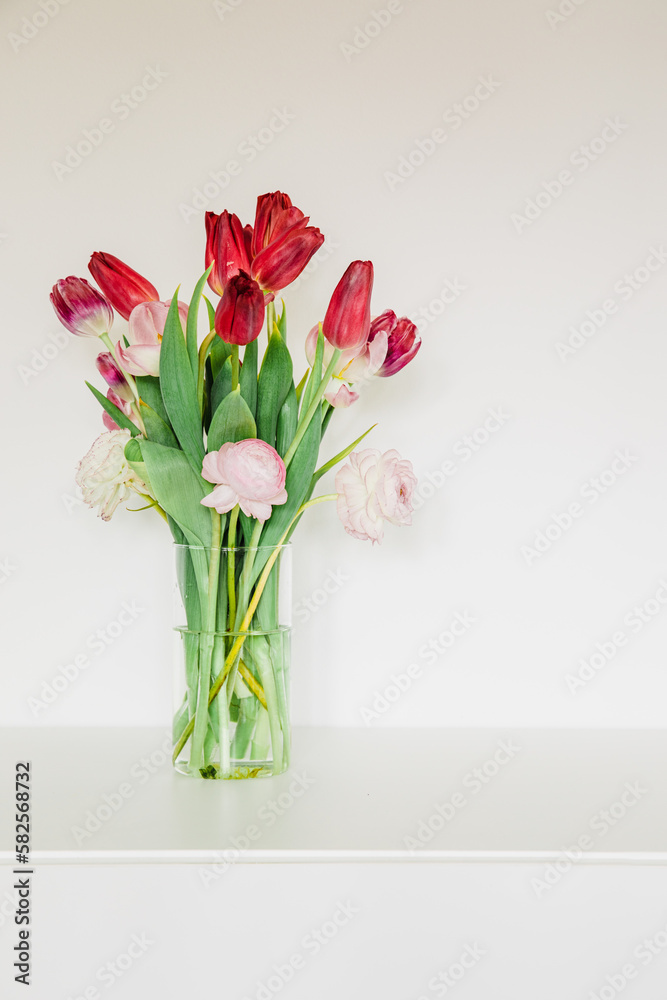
<box><xmin>251</xmin><ymin>191</ymin><xmax>305</xmax><ymax>257</ymax></box>
<box><xmin>88</xmin><ymin>252</ymin><xmax>159</xmax><ymax>320</ymax></box>
<box><xmin>96</xmin><ymin>352</ymin><xmax>134</xmax><ymax>402</ymax></box>
<box><xmin>50</xmin><ymin>276</ymin><xmax>113</xmax><ymax>338</ymax></box>
<box><xmin>368</xmin><ymin>310</ymin><xmax>421</xmax><ymax>376</ymax></box>
<box><xmin>214</xmin><ymin>271</ymin><xmax>265</xmax><ymax>346</ymax></box>
<box><xmin>323</xmin><ymin>261</ymin><xmax>373</xmax><ymax>350</ymax></box>
<box><xmin>205</xmin><ymin>211</ymin><xmax>250</xmax><ymax>296</ymax></box>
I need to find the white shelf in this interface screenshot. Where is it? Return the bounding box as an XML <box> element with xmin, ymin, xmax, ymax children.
<box><xmin>2</xmin><ymin>727</ymin><xmax>666</xmax><ymax>864</ymax></box>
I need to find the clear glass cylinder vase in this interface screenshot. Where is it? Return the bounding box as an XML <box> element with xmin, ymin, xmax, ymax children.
<box><xmin>172</xmin><ymin>543</ymin><xmax>292</xmax><ymax>779</ymax></box>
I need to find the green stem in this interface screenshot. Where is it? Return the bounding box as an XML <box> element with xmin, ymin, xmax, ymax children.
<box><xmin>227</xmin><ymin>505</ymin><xmax>239</xmax><ymax>631</ymax></box>
<box><xmin>173</xmin><ymin>496</ymin><xmax>337</xmax><ymax>764</ymax></box>
<box><xmin>230</xmin><ymin>344</ymin><xmax>239</xmax><ymax>391</ymax></box>
<box><xmin>283</xmin><ymin>349</ymin><xmax>341</xmax><ymax>468</ymax></box>
<box><xmin>189</xmin><ymin>510</ymin><xmax>222</xmax><ymax>770</ymax></box>
<box><xmin>197</xmin><ymin>328</ymin><xmax>217</xmax><ymax>411</ymax></box>
<box><xmin>266</xmin><ymin>300</ymin><xmax>276</xmax><ymax>340</ymax></box>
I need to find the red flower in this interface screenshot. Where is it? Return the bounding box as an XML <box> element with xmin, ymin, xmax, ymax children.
<box><xmin>205</xmin><ymin>211</ymin><xmax>251</xmax><ymax>296</ymax></box>
<box><xmin>368</xmin><ymin>310</ymin><xmax>421</xmax><ymax>376</ymax></box>
<box><xmin>322</xmin><ymin>261</ymin><xmax>374</xmax><ymax>350</ymax></box>
<box><xmin>88</xmin><ymin>252</ymin><xmax>159</xmax><ymax>320</ymax></box>
<box><xmin>214</xmin><ymin>271</ymin><xmax>265</xmax><ymax>346</ymax></box>
<box><xmin>249</xmin><ymin>191</ymin><xmax>324</xmax><ymax>292</ymax></box>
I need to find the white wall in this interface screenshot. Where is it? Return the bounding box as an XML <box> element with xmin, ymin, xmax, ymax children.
<box><xmin>2</xmin><ymin>0</ymin><xmax>667</xmax><ymax>728</ymax></box>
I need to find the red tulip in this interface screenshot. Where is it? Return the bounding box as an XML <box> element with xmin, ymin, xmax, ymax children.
<box><xmin>50</xmin><ymin>276</ymin><xmax>113</xmax><ymax>338</ymax></box>
<box><xmin>251</xmin><ymin>225</ymin><xmax>324</xmax><ymax>292</ymax></box>
<box><xmin>96</xmin><ymin>352</ymin><xmax>134</xmax><ymax>402</ymax></box>
<box><xmin>251</xmin><ymin>191</ymin><xmax>305</xmax><ymax>257</ymax></box>
<box><xmin>322</xmin><ymin>261</ymin><xmax>374</xmax><ymax>350</ymax></box>
<box><xmin>88</xmin><ymin>252</ymin><xmax>159</xmax><ymax>320</ymax></box>
<box><xmin>214</xmin><ymin>271</ymin><xmax>265</xmax><ymax>346</ymax></box>
<box><xmin>205</xmin><ymin>211</ymin><xmax>251</xmax><ymax>296</ymax></box>
<box><xmin>368</xmin><ymin>310</ymin><xmax>421</xmax><ymax>376</ymax></box>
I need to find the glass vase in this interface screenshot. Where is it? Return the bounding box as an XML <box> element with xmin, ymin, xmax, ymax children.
<box><xmin>172</xmin><ymin>543</ymin><xmax>292</xmax><ymax>779</ymax></box>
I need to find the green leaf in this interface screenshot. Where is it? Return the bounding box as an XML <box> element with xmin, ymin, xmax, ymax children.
<box><xmin>140</xmin><ymin>439</ymin><xmax>212</xmax><ymax>547</ymax></box>
<box><xmin>301</xmin><ymin>324</ymin><xmax>324</xmax><ymax>415</ymax></box>
<box><xmin>187</xmin><ymin>266</ymin><xmax>213</xmax><ymax>375</ymax></box>
<box><xmin>124</xmin><ymin>437</ymin><xmax>152</xmax><ymax>489</ymax></box>
<box><xmin>261</xmin><ymin>406</ymin><xmax>321</xmax><ymax>549</ymax></box>
<box><xmin>276</xmin><ymin>301</ymin><xmax>287</xmax><ymax>340</ymax></box>
<box><xmin>209</xmin><ymin>334</ymin><xmax>231</xmax><ymax>381</ymax></box>
<box><xmin>207</xmin><ymin>386</ymin><xmax>257</xmax><ymax>452</ymax></box>
<box><xmin>135</xmin><ymin>375</ymin><xmax>169</xmax><ymax>424</ymax></box>
<box><xmin>140</xmin><ymin>401</ymin><xmax>179</xmax><ymax>448</ymax></box>
<box><xmin>295</xmin><ymin>370</ymin><xmax>309</xmax><ymax>405</ymax></box>
<box><xmin>159</xmin><ymin>294</ymin><xmax>205</xmax><ymax>475</ymax></box>
<box><xmin>210</xmin><ymin>357</ymin><xmax>232</xmax><ymax>418</ymax></box>
<box><xmin>239</xmin><ymin>338</ymin><xmax>258</xmax><ymax>418</ymax></box>
<box><xmin>311</xmin><ymin>423</ymin><xmax>376</xmax><ymax>486</ymax></box>
<box><xmin>203</xmin><ymin>295</ymin><xmax>216</xmax><ymax>333</ymax></box>
<box><xmin>276</xmin><ymin>383</ymin><xmax>298</xmax><ymax>458</ymax></box>
<box><xmin>256</xmin><ymin>328</ymin><xmax>293</xmax><ymax>449</ymax></box>
<box><xmin>86</xmin><ymin>381</ymin><xmax>140</xmax><ymax>436</ymax></box>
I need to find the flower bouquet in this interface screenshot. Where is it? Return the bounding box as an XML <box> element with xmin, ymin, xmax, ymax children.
<box><xmin>51</xmin><ymin>191</ymin><xmax>420</xmax><ymax>779</ymax></box>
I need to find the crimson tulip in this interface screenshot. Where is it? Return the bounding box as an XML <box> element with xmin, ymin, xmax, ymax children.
<box><xmin>251</xmin><ymin>191</ymin><xmax>305</xmax><ymax>257</ymax></box>
<box><xmin>88</xmin><ymin>252</ymin><xmax>159</xmax><ymax>320</ymax></box>
<box><xmin>368</xmin><ymin>310</ymin><xmax>421</xmax><ymax>376</ymax></box>
<box><xmin>214</xmin><ymin>271</ymin><xmax>265</xmax><ymax>346</ymax></box>
<box><xmin>251</xmin><ymin>225</ymin><xmax>324</xmax><ymax>292</ymax></box>
<box><xmin>50</xmin><ymin>276</ymin><xmax>113</xmax><ymax>338</ymax></box>
<box><xmin>205</xmin><ymin>211</ymin><xmax>251</xmax><ymax>296</ymax></box>
<box><xmin>322</xmin><ymin>261</ymin><xmax>374</xmax><ymax>350</ymax></box>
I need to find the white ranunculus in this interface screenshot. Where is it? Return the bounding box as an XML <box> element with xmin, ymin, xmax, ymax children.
<box><xmin>75</xmin><ymin>429</ymin><xmax>148</xmax><ymax>521</ymax></box>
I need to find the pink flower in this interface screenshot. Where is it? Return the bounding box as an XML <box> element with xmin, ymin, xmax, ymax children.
<box><xmin>96</xmin><ymin>352</ymin><xmax>134</xmax><ymax>402</ymax></box>
<box><xmin>102</xmin><ymin>389</ymin><xmax>137</xmax><ymax>431</ymax></box>
<box><xmin>305</xmin><ymin>323</ymin><xmax>388</xmax><ymax>407</ymax></box>
<box><xmin>116</xmin><ymin>299</ymin><xmax>188</xmax><ymax>377</ymax></box>
<box><xmin>368</xmin><ymin>310</ymin><xmax>421</xmax><ymax>377</ymax></box>
<box><xmin>50</xmin><ymin>276</ymin><xmax>113</xmax><ymax>338</ymax></box>
<box><xmin>335</xmin><ymin>448</ymin><xmax>417</xmax><ymax>544</ymax></box>
<box><xmin>200</xmin><ymin>439</ymin><xmax>288</xmax><ymax>522</ymax></box>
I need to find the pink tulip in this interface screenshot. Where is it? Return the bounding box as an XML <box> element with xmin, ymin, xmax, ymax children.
<box><xmin>214</xmin><ymin>271</ymin><xmax>266</xmax><ymax>346</ymax></box>
<box><xmin>102</xmin><ymin>389</ymin><xmax>137</xmax><ymax>431</ymax></box>
<box><xmin>50</xmin><ymin>276</ymin><xmax>113</xmax><ymax>338</ymax></box>
<box><xmin>205</xmin><ymin>210</ymin><xmax>251</xmax><ymax>296</ymax></box>
<box><xmin>96</xmin><ymin>352</ymin><xmax>134</xmax><ymax>402</ymax></box>
<box><xmin>116</xmin><ymin>299</ymin><xmax>188</xmax><ymax>377</ymax></box>
<box><xmin>322</xmin><ymin>261</ymin><xmax>374</xmax><ymax>350</ymax></box>
<box><xmin>200</xmin><ymin>439</ymin><xmax>288</xmax><ymax>522</ymax></box>
<box><xmin>335</xmin><ymin>448</ymin><xmax>417</xmax><ymax>544</ymax></box>
<box><xmin>305</xmin><ymin>322</ymin><xmax>388</xmax><ymax>407</ymax></box>
<box><xmin>368</xmin><ymin>310</ymin><xmax>421</xmax><ymax>376</ymax></box>
<box><xmin>88</xmin><ymin>252</ymin><xmax>159</xmax><ymax>321</ymax></box>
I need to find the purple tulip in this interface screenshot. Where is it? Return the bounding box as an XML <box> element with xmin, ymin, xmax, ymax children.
<box><xmin>50</xmin><ymin>276</ymin><xmax>113</xmax><ymax>338</ymax></box>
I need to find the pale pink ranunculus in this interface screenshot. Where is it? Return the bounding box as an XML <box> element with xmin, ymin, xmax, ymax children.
<box><xmin>75</xmin><ymin>429</ymin><xmax>149</xmax><ymax>521</ymax></box>
<box><xmin>335</xmin><ymin>448</ymin><xmax>417</xmax><ymax>544</ymax></box>
<box><xmin>305</xmin><ymin>323</ymin><xmax>388</xmax><ymax>408</ymax></box>
<box><xmin>200</xmin><ymin>439</ymin><xmax>288</xmax><ymax>522</ymax></box>
<box><xmin>116</xmin><ymin>299</ymin><xmax>188</xmax><ymax>377</ymax></box>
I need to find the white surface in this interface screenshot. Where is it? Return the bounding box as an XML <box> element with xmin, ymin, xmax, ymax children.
<box><xmin>2</xmin><ymin>0</ymin><xmax>667</xmax><ymax>733</ymax></box>
<box><xmin>2</xmin><ymin>726</ymin><xmax>666</xmax><ymax>861</ymax></box>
